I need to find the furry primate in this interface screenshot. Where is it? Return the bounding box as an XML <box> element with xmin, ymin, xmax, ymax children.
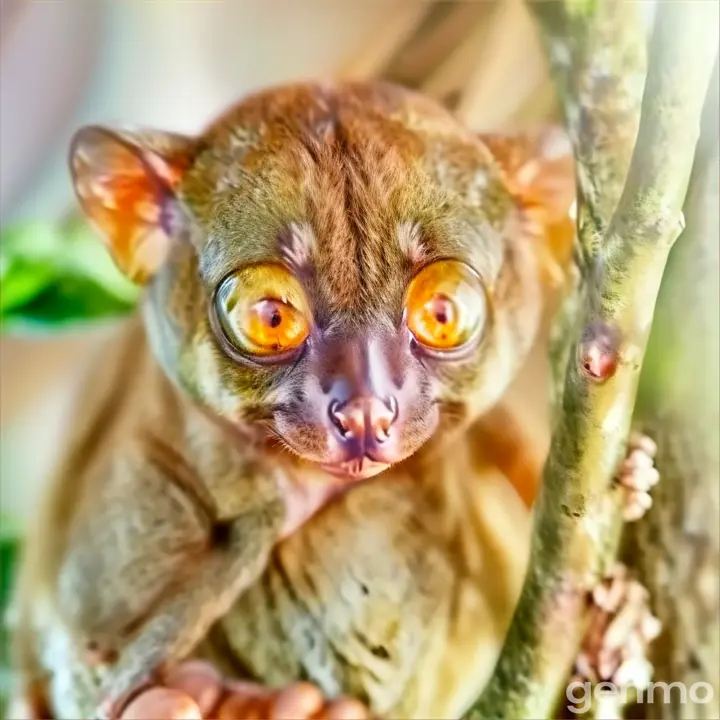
<box><xmin>9</xmin><ymin>81</ymin><xmax>578</xmax><ymax>719</ymax></box>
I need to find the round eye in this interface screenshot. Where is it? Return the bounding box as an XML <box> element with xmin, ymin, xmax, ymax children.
<box><xmin>405</xmin><ymin>260</ymin><xmax>486</xmax><ymax>351</ymax></box>
<box><xmin>214</xmin><ymin>264</ymin><xmax>311</xmax><ymax>358</ymax></box>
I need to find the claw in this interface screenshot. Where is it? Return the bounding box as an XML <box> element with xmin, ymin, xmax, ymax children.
<box><xmin>616</xmin><ymin>432</ymin><xmax>660</xmax><ymax>522</ymax></box>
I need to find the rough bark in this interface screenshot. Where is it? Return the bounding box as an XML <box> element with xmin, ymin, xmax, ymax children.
<box><xmin>533</xmin><ymin>0</ymin><xmax>646</xmax><ymax>411</ymax></box>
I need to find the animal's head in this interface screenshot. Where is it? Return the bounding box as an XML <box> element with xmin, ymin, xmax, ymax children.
<box><xmin>70</xmin><ymin>81</ymin><xmax>574</xmax><ymax>480</ymax></box>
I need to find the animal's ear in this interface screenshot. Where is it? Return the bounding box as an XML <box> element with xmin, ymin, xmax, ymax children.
<box><xmin>479</xmin><ymin>125</ymin><xmax>575</xmax><ymax>223</ymax></box>
<box><xmin>69</xmin><ymin>126</ymin><xmax>197</xmax><ymax>284</ymax></box>
<box><xmin>479</xmin><ymin>126</ymin><xmax>576</xmax><ymax>284</ymax></box>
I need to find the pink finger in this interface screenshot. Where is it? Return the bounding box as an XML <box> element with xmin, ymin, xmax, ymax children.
<box><xmin>326</xmin><ymin>698</ymin><xmax>371</xmax><ymax>720</ymax></box>
<box><xmin>120</xmin><ymin>688</ymin><xmax>202</xmax><ymax>720</ymax></box>
<box><xmin>163</xmin><ymin>660</ymin><xmax>224</xmax><ymax>716</ymax></box>
<box><xmin>271</xmin><ymin>682</ymin><xmax>325</xmax><ymax>720</ymax></box>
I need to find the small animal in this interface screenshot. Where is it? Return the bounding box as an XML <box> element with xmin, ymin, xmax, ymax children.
<box><xmin>9</xmin><ymin>80</ymin><xmax>576</xmax><ymax>719</ymax></box>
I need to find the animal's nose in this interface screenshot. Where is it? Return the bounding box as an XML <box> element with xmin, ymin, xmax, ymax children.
<box><xmin>329</xmin><ymin>395</ymin><xmax>398</xmax><ymax>445</ymax></box>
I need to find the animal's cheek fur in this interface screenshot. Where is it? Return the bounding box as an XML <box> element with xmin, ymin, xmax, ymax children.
<box><xmin>141</xmin><ymin>249</ymin><xmax>282</xmax><ymax>426</ymax></box>
<box><xmin>272</xmin><ymin>406</ymin><xmax>332</xmax><ymax>462</ymax></box>
<box><xmin>427</xmin><ymin>308</ymin><xmax>536</xmax><ymax>423</ymax></box>
<box><xmin>183</xmin><ymin>337</ymin><xmax>251</xmax><ymax>422</ymax></box>
<box><xmin>144</xmin><ymin>300</ymin><xmax>276</xmax><ymax>428</ymax></box>
<box><xmin>399</xmin><ymin>400</ymin><xmax>441</xmax><ymax>457</ymax></box>
<box><xmin>391</xmin><ymin>367</ymin><xmax>439</xmax><ymax>456</ymax></box>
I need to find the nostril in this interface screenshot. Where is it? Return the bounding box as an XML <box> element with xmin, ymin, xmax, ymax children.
<box><xmin>386</xmin><ymin>396</ymin><xmax>399</xmax><ymax>424</ymax></box>
<box><xmin>374</xmin><ymin>396</ymin><xmax>398</xmax><ymax>444</ymax></box>
<box><xmin>329</xmin><ymin>399</ymin><xmax>348</xmax><ymax>437</ymax></box>
<box><xmin>330</xmin><ymin>396</ymin><xmax>398</xmax><ymax>444</ymax></box>
<box><xmin>375</xmin><ymin>418</ymin><xmax>391</xmax><ymax>443</ymax></box>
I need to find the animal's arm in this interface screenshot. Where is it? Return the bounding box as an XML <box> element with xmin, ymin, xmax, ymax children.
<box><xmin>12</xmin><ymin>394</ymin><xmax>287</xmax><ymax>720</ymax></box>
<box><xmin>70</xmin><ymin>433</ymin><xmax>287</xmax><ymax>719</ymax></box>
<box><xmin>95</xmin><ymin>499</ymin><xmax>283</xmax><ymax>719</ymax></box>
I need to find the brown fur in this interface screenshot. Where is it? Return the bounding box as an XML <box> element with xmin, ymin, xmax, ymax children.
<box><xmin>10</xmin><ymin>81</ymin><xmax>575</xmax><ymax>718</ymax></box>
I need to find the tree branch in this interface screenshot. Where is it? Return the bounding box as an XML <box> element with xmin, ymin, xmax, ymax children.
<box><xmin>535</xmin><ymin>0</ymin><xmax>647</xmax><ymax>411</ymax></box>
<box><xmin>625</xmin><ymin>56</ymin><xmax>720</xmax><ymax>719</ymax></box>
<box><xmin>467</xmin><ymin>2</ymin><xmax>719</xmax><ymax>718</ymax></box>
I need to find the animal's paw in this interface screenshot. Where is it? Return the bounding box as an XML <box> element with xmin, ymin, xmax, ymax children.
<box><xmin>116</xmin><ymin>660</ymin><xmax>372</xmax><ymax>719</ymax></box>
<box><xmin>616</xmin><ymin>432</ymin><xmax>659</xmax><ymax>522</ymax></box>
<box><xmin>572</xmin><ymin>564</ymin><xmax>661</xmax><ymax>690</ymax></box>
<box><xmin>212</xmin><ymin>680</ymin><xmax>372</xmax><ymax>720</ymax></box>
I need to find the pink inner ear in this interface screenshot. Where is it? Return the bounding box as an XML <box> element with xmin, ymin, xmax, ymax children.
<box><xmin>80</xmin><ymin>170</ymin><xmax>166</xmax><ymax>282</ymax></box>
<box><xmin>73</xmin><ymin>137</ymin><xmax>177</xmax><ymax>283</ymax></box>
<box><xmin>145</xmin><ymin>151</ymin><xmax>187</xmax><ymax>191</ymax></box>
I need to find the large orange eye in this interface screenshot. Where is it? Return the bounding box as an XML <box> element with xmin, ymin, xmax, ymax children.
<box><xmin>214</xmin><ymin>264</ymin><xmax>311</xmax><ymax>358</ymax></box>
<box><xmin>405</xmin><ymin>260</ymin><xmax>486</xmax><ymax>351</ymax></box>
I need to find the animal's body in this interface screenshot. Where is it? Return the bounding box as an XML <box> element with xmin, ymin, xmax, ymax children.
<box><xmin>9</xmin><ymin>81</ymin><xmax>575</xmax><ymax>719</ymax></box>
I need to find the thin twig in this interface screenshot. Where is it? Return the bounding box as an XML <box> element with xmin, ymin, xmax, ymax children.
<box><xmin>467</xmin><ymin>2</ymin><xmax>719</xmax><ymax>718</ymax></box>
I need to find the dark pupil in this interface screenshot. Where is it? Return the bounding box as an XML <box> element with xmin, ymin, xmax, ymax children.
<box><xmin>431</xmin><ymin>296</ymin><xmax>451</xmax><ymax>325</ymax></box>
<box><xmin>269</xmin><ymin>310</ymin><xmax>282</xmax><ymax>328</ymax></box>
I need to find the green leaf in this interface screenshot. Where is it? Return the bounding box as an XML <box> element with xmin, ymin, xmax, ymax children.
<box><xmin>0</xmin><ymin>516</ymin><xmax>21</xmax><ymax>543</ymax></box>
<box><xmin>1</xmin><ymin>275</ymin><xmax>136</xmax><ymax>331</ymax></box>
<box><xmin>0</xmin><ymin>218</ymin><xmax>140</xmax><ymax>331</ymax></box>
<box><xmin>0</xmin><ymin>535</ymin><xmax>18</xmax><ymax>714</ymax></box>
<box><xmin>0</xmin><ymin>257</ymin><xmax>58</xmax><ymax>314</ymax></box>
<box><xmin>0</xmin><ymin>537</ymin><xmax>17</xmax><ymax>610</ymax></box>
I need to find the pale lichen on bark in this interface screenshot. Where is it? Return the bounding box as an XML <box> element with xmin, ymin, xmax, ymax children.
<box><xmin>532</xmin><ymin>0</ymin><xmax>646</xmax><ymax>412</ymax></box>
<box><xmin>467</xmin><ymin>2</ymin><xmax>719</xmax><ymax>719</ymax></box>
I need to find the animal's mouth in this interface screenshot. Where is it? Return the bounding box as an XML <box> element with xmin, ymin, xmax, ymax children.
<box><xmin>321</xmin><ymin>456</ymin><xmax>390</xmax><ymax>480</ymax></box>
<box><xmin>259</xmin><ymin>424</ymin><xmax>392</xmax><ymax>479</ymax></box>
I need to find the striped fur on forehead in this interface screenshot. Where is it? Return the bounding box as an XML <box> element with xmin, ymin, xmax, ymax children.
<box><xmin>181</xmin><ymin>82</ymin><xmax>525</xmax><ymax>319</ymax></box>
<box><xmin>295</xmin><ymin>122</ymin><xmax>444</xmax><ymax>318</ymax></box>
